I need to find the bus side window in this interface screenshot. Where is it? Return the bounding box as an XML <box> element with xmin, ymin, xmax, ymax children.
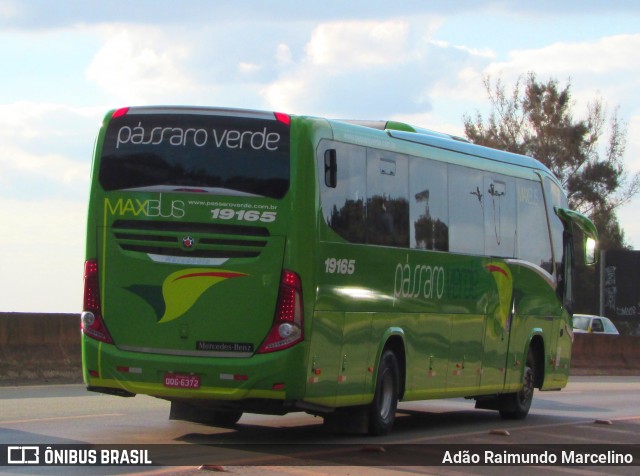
<box><xmin>319</xmin><ymin>142</ymin><xmax>366</xmax><ymax>244</ymax></box>
<box><xmin>544</xmin><ymin>178</ymin><xmax>569</xmax><ymax>284</ymax></box>
<box><xmin>324</xmin><ymin>149</ymin><xmax>337</xmax><ymax>188</ymax></box>
<box><xmin>448</xmin><ymin>165</ymin><xmax>485</xmax><ymax>255</ymax></box>
<box><xmin>562</xmin><ymin>230</ymin><xmax>575</xmax><ymax>314</ymax></box>
<box><xmin>366</xmin><ymin>152</ymin><xmax>409</xmax><ymax>248</ymax></box>
<box><xmin>517</xmin><ymin>178</ymin><xmax>553</xmax><ymax>272</ymax></box>
<box><xmin>409</xmin><ymin>157</ymin><xmax>449</xmax><ymax>252</ymax></box>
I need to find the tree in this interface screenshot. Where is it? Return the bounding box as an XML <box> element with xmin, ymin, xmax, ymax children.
<box><xmin>463</xmin><ymin>72</ymin><xmax>639</xmax><ymax>251</ymax></box>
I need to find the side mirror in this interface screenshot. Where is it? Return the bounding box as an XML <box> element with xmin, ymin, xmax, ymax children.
<box><xmin>554</xmin><ymin>208</ymin><xmax>598</xmax><ymax>266</ymax></box>
<box><xmin>585</xmin><ymin>237</ymin><xmax>597</xmax><ymax>266</ymax></box>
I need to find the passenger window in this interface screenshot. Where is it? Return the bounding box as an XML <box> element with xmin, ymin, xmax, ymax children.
<box><xmin>366</xmin><ymin>152</ymin><xmax>409</xmax><ymax>247</ymax></box>
<box><xmin>544</xmin><ymin>178</ymin><xmax>569</xmax><ymax>280</ymax></box>
<box><xmin>319</xmin><ymin>142</ymin><xmax>366</xmax><ymax>243</ymax></box>
<box><xmin>410</xmin><ymin>158</ymin><xmax>449</xmax><ymax>251</ymax></box>
<box><xmin>485</xmin><ymin>176</ymin><xmax>516</xmax><ymax>258</ymax></box>
<box><xmin>449</xmin><ymin>165</ymin><xmax>485</xmax><ymax>255</ymax></box>
<box><xmin>517</xmin><ymin>178</ymin><xmax>553</xmax><ymax>272</ymax></box>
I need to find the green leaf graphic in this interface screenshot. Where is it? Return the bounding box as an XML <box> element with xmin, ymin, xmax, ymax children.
<box><xmin>158</xmin><ymin>268</ymin><xmax>247</xmax><ymax>324</ymax></box>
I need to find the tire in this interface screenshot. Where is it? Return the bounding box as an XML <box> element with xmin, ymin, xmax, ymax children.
<box><xmin>210</xmin><ymin>411</ymin><xmax>243</xmax><ymax>427</ymax></box>
<box><xmin>499</xmin><ymin>350</ymin><xmax>535</xmax><ymax>420</ymax></box>
<box><xmin>368</xmin><ymin>349</ymin><xmax>400</xmax><ymax>435</ymax></box>
<box><xmin>169</xmin><ymin>401</ymin><xmax>242</xmax><ymax>427</ymax></box>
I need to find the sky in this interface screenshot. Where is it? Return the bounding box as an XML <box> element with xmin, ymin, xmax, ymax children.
<box><xmin>1</xmin><ymin>0</ymin><xmax>639</xmax><ymax>312</ymax></box>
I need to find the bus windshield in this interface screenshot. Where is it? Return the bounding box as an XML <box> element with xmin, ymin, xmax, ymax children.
<box><xmin>99</xmin><ymin>110</ymin><xmax>291</xmax><ymax>199</ymax></box>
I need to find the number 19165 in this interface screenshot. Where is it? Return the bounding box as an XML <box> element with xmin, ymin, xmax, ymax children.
<box><xmin>211</xmin><ymin>208</ymin><xmax>276</xmax><ymax>222</ymax></box>
<box><xmin>325</xmin><ymin>258</ymin><xmax>356</xmax><ymax>275</ymax></box>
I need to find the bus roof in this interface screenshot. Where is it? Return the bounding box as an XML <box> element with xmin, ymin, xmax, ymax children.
<box><xmin>105</xmin><ymin>106</ymin><xmax>555</xmax><ymax>181</ymax></box>
<box><xmin>331</xmin><ymin>118</ymin><xmax>554</xmax><ymax>177</ymax></box>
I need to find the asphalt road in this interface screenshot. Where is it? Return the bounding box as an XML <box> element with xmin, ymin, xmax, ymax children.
<box><xmin>1</xmin><ymin>376</ymin><xmax>639</xmax><ymax>475</ymax></box>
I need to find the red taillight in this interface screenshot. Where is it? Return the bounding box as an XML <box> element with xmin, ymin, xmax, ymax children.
<box><xmin>258</xmin><ymin>270</ymin><xmax>303</xmax><ymax>353</ymax></box>
<box><xmin>274</xmin><ymin>112</ymin><xmax>291</xmax><ymax>126</ymax></box>
<box><xmin>82</xmin><ymin>259</ymin><xmax>113</xmax><ymax>344</ymax></box>
<box><xmin>112</xmin><ymin>107</ymin><xmax>129</xmax><ymax>119</ymax></box>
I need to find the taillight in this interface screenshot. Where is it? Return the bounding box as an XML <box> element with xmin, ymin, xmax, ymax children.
<box><xmin>274</xmin><ymin>112</ymin><xmax>291</xmax><ymax>126</ymax></box>
<box><xmin>112</xmin><ymin>107</ymin><xmax>129</xmax><ymax>119</ymax></box>
<box><xmin>258</xmin><ymin>270</ymin><xmax>303</xmax><ymax>353</ymax></box>
<box><xmin>81</xmin><ymin>259</ymin><xmax>113</xmax><ymax>344</ymax></box>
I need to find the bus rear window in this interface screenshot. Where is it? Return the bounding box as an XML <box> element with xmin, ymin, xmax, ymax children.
<box><xmin>99</xmin><ymin>111</ymin><xmax>290</xmax><ymax>199</ymax></box>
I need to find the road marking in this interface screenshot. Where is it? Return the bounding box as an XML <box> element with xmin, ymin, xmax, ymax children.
<box><xmin>1</xmin><ymin>413</ymin><xmax>123</xmax><ymax>425</ymax></box>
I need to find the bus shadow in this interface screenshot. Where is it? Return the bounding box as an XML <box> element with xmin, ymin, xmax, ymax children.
<box><xmin>175</xmin><ymin>401</ymin><xmax>600</xmax><ymax>446</ymax></box>
<box><xmin>176</xmin><ymin>407</ymin><xmax>504</xmax><ymax>444</ymax></box>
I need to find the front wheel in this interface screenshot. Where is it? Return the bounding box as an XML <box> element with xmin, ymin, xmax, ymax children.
<box><xmin>368</xmin><ymin>350</ymin><xmax>400</xmax><ymax>435</ymax></box>
<box><xmin>499</xmin><ymin>350</ymin><xmax>535</xmax><ymax>420</ymax></box>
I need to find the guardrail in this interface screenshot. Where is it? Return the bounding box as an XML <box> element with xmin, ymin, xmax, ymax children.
<box><xmin>0</xmin><ymin>313</ymin><xmax>638</xmax><ymax>385</ymax></box>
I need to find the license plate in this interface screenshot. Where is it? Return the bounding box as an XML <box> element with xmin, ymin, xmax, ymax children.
<box><xmin>164</xmin><ymin>373</ymin><xmax>201</xmax><ymax>389</ymax></box>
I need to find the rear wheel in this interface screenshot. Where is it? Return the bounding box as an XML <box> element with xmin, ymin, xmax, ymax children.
<box><xmin>368</xmin><ymin>350</ymin><xmax>400</xmax><ymax>435</ymax></box>
<box><xmin>210</xmin><ymin>410</ymin><xmax>243</xmax><ymax>427</ymax></box>
<box><xmin>499</xmin><ymin>350</ymin><xmax>535</xmax><ymax>420</ymax></box>
<box><xmin>170</xmin><ymin>401</ymin><xmax>243</xmax><ymax>427</ymax></box>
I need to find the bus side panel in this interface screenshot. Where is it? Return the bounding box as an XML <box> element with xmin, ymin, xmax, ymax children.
<box><xmin>304</xmin><ymin>311</ymin><xmax>344</xmax><ymax>407</ymax></box>
<box><xmin>304</xmin><ymin>311</ymin><xmax>375</xmax><ymax>408</ymax></box>
<box><xmin>404</xmin><ymin>313</ymin><xmax>451</xmax><ymax>400</ymax></box>
<box><xmin>448</xmin><ymin>313</ymin><xmax>484</xmax><ymax>392</ymax></box>
<box><xmin>337</xmin><ymin>312</ymin><xmax>375</xmax><ymax>406</ymax></box>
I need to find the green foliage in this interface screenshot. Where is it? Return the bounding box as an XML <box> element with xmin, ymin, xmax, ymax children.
<box><xmin>463</xmin><ymin>73</ymin><xmax>639</xmax><ymax>250</ymax></box>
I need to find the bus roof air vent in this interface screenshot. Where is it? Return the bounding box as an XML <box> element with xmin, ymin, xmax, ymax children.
<box><xmin>338</xmin><ymin>119</ymin><xmax>469</xmax><ymax>143</ymax></box>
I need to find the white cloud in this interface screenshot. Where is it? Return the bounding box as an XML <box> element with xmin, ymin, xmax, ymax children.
<box><xmin>0</xmin><ymin>101</ymin><xmax>101</xmax><ymax>140</ymax></box>
<box><xmin>0</xmin><ymin>0</ymin><xmax>20</xmax><ymax>20</ymax></box>
<box><xmin>238</xmin><ymin>62</ymin><xmax>261</xmax><ymax>74</ymax></box>
<box><xmin>0</xmin><ymin>197</ymin><xmax>86</xmax><ymax>312</ymax></box>
<box><xmin>0</xmin><ymin>144</ymin><xmax>89</xmax><ymax>186</ymax></box>
<box><xmin>431</xmin><ymin>66</ymin><xmax>486</xmax><ymax>102</ymax></box>
<box><xmin>0</xmin><ymin>102</ymin><xmax>97</xmax><ymax>194</ymax></box>
<box><xmin>262</xmin><ymin>18</ymin><xmax>444</xmax><ymax>117</ymax></box>
<box><xmin>305</xmin><ymin>19</ymin><xmax>411</xmax><ymax>68</ymax></box>
<box><xmin>275</xmin><ymin>43</ymin><xmax>293</xmax><ymax>65</ymax></box>
<box><xmin>85</xmin><ymin>25</ymin><xmax>192</xmax><ymax>103</ymax></box>
<box><xmin>488</xmin><ymin>34</ymin><xmax>640</xmax><ymax>78</ymax></box>
<box><xmin>430</xmin><ymin>39</ymin><xmax>494</xmax><ymax>59</ymax></box>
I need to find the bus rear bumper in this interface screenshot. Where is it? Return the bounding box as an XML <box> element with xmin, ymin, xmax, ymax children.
<box><xmin>81</xmin><ymin>336</ymin><xmax>306</xmax><ymax>404</ymax></box>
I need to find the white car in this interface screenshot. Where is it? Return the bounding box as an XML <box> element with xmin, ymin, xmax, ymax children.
<box><xmin>573</xmin><ymin>314</ymin><xmax>620</xmax><ymax>335</ymax></box>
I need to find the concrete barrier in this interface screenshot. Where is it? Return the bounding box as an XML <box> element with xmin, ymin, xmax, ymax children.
<box><xmin>0</xmin><ymin>312</ymin><xmax>82</xmax><ymax>385</ymax></box>
<box><xmin>571</xmin><ymin>333</ymin><xmax>640</xmax><ymax>376</ymax></box>
<box><xmin>0</xmin><ymin>313</ymin><xmax>638</xmax><ymax>385</ymax></box>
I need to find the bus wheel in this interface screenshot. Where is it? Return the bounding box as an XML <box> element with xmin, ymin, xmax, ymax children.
<box><xmin>170</xmin><ymin>402</ymin><xmax>242</xmax><ymax>427</ymax></box>
<box><xmin>499</xmin><ymin>350</ymin><xmax>535</xmax><ymax>420</ymax></box>
<box><xmin>210</xmin><ymin>411</ymin><xmax>243</xmax><ymax>427</ymax></box>
<box><xmin>368</xmin><ymin>349</ymin><xmax>400</xmax><ymax>435</ymax></box>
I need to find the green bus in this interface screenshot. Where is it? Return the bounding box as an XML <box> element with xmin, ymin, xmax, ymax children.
<box><xmin>82</xmin><ymin>106</ymin><xmax>597</xmax><ymax>435</ymax></box>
